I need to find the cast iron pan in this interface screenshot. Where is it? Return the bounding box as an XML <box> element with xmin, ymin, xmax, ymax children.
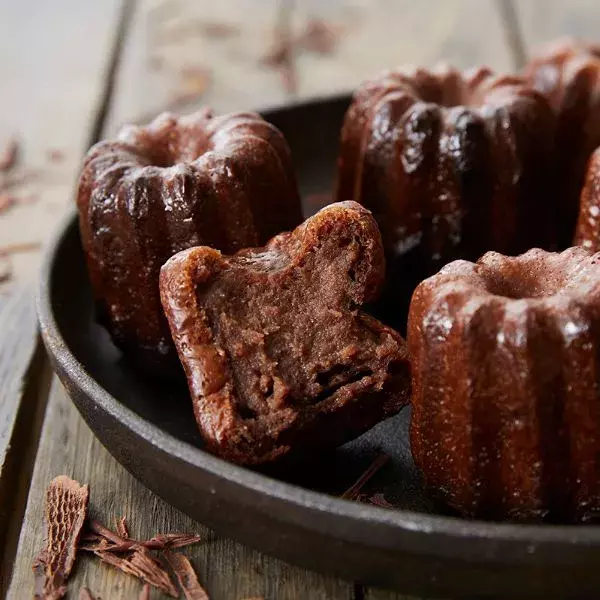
<box><xmin>38</xmin><ymin>94</ymin><xmax>600</xmax><ymax>599</ymax></box>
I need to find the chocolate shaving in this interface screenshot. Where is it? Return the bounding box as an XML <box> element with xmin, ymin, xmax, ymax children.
<box><xmin>262</xmin><ymin>0</ymin><xmax>297</xmax><ymax>94</ymax></box>
<box><xmin>368</xmin><ymin>493</ymin><xmax>395</xmax><ymax>509</ymax></box>
<box><xmin>0</xmin><ymin>192</ymin><xmax>37</xmax><ymax>215</ymax></box>
<box><xmin>139</xmin><ymin>583</ymin><xmax>151</xmax><ymax>600</ymax></box>
<box><xmin>95</xmin><ymin>547</ymin><xmax>178</xmax><ymax>597</ymax></box>
<box><xmin>46</xmin><ymin>149</ymin><xmax>65</xmax><ymax>163</ymax></box>
<box><xmin>0</xmin><ymin>241</ymin><xmax>41</xmax><ymax>256</ymax></box>
<box><xmin>33</xmin><ymin>476</ymin><xmax>89</xmax><ymax>600</ymax></box>
<box><xmin>79</xmin><ymin>588</ymin><xmax>96</xmax><ymax>600</ymax></box>
<box><xmin>0</xmin><ymin>254</ymin><xmax>11</xmax><ymax>283</ymax></box>
<box><xmin>164</xmin><ymin>550</ymin><xmax>209</xmax><ymax>600</ymax></box>
<box><xmin>0</xmin><ymin>193</ymin><xmax>16</xmax><ymax>214</ymax></box>
<box><xmin>116</xmin><ymin>516</ymin><xmax>129</xmax><ymax>539</ymax></box>
<box><xmin>296</xmin><ymin>19</ymin><xmax>338</xmax><ymax>55</ymax></box>
<box><xmin>84</xmin><ymin>520</ymin><xmax>202</xmax><ymax>553</ymax></box>
<box><xmin>341</xmin><ymin>454</ymin><xmax>390</xmax><ymax>500</ymax></box>
<box><xmin>0</xmin><ymin>137</ymin><xmax>18</xmax><ymax>172</ymax></box>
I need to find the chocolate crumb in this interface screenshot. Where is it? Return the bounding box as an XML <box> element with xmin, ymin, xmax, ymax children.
<box><xmin>164</xmin><ymin>550</ymin><xmax>209</xmax><ymax>600</ymax></box>
<box><xmin>139</xmin><ymin>583</ymin><xmax>151</xmax><ymax>600</ymax></box>
<box><xmin>33</xmin><ymin>476</ymin><xmax>89</xmax><ymax>600</ymax></box>
<box><xmin>79</xmin><ymin>588</ymin><xmax>96</xmax><ymax>600</ymax></box>
<box><xmin>0</xmin><ymin>193</ymin><xmax>16</xmax><ymax>214</ymax></box>
<box><xmin>0</xmin><ymin>137</ymin><xmax>18</xmax><ymax>172</ymax></box>
<box><xmin>341</xmin><ymin>454</ymin><xmax>390</xmax><ymax>500</ymax></box>
<box><xmin>95</xmin><ymin>547</ymin><xmax>178</xmax><ymax>597</ymax></box>
<box><xmin>46</xmin><ymin>149</ymin><xmax>65</xmax><ymax>163</ymax></box>
<box><xmin>297</xmin><ymin>19</ymin><xmax>338</xmax><ymax>55</ymax></box>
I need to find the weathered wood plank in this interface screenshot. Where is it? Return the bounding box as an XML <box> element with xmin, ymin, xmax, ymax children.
<box><xmin>0</xmin><ymin>0</ymin><xmax>128</xmax><ymax>593</ymax></box>
<box><xmin>515</xmin><ymin>0</ymin><xmax>600</xmax><ymax>55</ymax></box>
<box><xmin>0</xmin><ymin>0</ymin><xmax>126</xmax><ymax>289</ymax></box>
<box><xmin>0</xmin><ymin>287</ymin><xmax>51</xmax><ymax>596</ymax></box>
<box><xmin>104</xmin><ymin>0</ymin><xmax>289</xmax><ymax>135</ymax></box>
<box><xmin>291</xmin><ymin>0</ymin><xmax>513</xmax><ymax>99</ymax></box>
<box><xmin>6</xmin><ymin>381</ymin><xmax>355</xmax><ymax>599</ymax></box>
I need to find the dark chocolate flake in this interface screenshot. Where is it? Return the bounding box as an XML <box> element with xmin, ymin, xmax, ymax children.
<box><xmin>164</xmin><ymin>550</ymin><xmax>210</xmax><ymax>600</ymax></box>
<box><xmin>341</xmin><ymin>454</ymin><xmax>390</xmax><ymax>501</ymax></box>
<box><xmin>0</xmin><ymin>137</ymin><xmax>18</xmax><ymax>172</ymax></box>
<box><xmin>33</xmin><ymin>476</ymin><xmax>89</xmax><ymax>600</ymax></box>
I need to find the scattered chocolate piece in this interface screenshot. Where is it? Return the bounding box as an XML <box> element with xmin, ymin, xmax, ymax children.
<box><xmin>95</xmin><ymin>547</ymin><xmax>178</xmax><ymax>597</ymax></box>
<box><xmin>139</xmin><ymin>583</ymin><xmax>151</xmax><ymax>600</ymax></box>
<box><xmin>164</xmin><ymin>550</ymin><xmax>210</xmax><ymax>600</ymax></box>
<box><xmin>297</xmin><ymin>19</ymin><xmax>338</xmax><ymax>55</ymax></box>
<box><xmin>341</xmin><ymin>454</ymin><xmax>390</xmax><ymax>500</ymax></box>
<box><xmin>143</xmin><ymin>533</ymin><xmax>204</xmax><ymax>551</ymax></box>
<box><xmin>160</xmin><ymin>202</ymin><xmax>411</xmax><ymax>464</ymax></box>
<box><xmin>262</xmin><ymin>39</ymin><xmax>296</xmax><ymax>94</ymax></box>
<box><xmin>368</xmin><ymin>493</ymin><xmax>395</xmax><ymax>509</ymax></box>
<box><xmin>0</xmin><ymin>137</ymin><xmax>18</xmax><ymax>172</ymax></box>
<box><xmin>262</xmin><ymin>0</ymin><xmax>297</xmax><ymax>94</ymax></box>
<box><xmin>116</xmin><ymin>516</ymin><xmax>129</xmax><ymax>539</ymax></box>
<box><xmin>0</xmin><ymin>193</ymin><xmax>16</xmax><ymax>214</ymax></box>
<box><xmin>46</xmin><ymin>149</ymin><xmax>65</xmax><ymax>163</ymax></box>
<box><xmin>0</xmin><ymin>241</ymin><xmax>42</xmax><ymax>255</ymax></box>
<box><xmin>84</xmin><ymin>520</ymin><xmax>202</xmax><ymax>553</ymax></box>
<box><xmin>79</xmin><ymin>588</ymin><xmax>96</xmax><ymax>600</ymax></box>
<box><xmin>0</xmin><ymin>254</ymin><xmax>11</xmax><ymax>283</ymax></box>
<box><xmin>33</xmin><ymin>476</ymin><xmax>89</xmax><ymax>600</ymax></box>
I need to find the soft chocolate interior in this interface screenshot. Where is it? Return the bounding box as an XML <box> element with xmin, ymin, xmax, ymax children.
<box><xmin>197</xmin><ymin>225</ymin><xmax>405</xmax><ymax>421</ymax></box>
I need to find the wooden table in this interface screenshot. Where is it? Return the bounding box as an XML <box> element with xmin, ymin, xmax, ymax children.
<box><xmin>1</xmin><ymin>1</ymin><xmax>599</xmax><ymax>598</ymax></box>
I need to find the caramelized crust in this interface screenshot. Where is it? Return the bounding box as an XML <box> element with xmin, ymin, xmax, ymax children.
<box><xmin>77</xmin><ymin>110</ymin><xmax>302</xmax><ymax>368</ymax></box>
<box><xmin>575</xmin><ymin>148</ymin><xmax>600</xmax><ymax>252</ymax></box>
<box><xmin>160</xmin><ymin>202</ymin><xmax>411</xmax><ymax>464</ymax></box>
<box><xmin>336</xmin><ymin>65</ymin><xmax>555</xmax><ymax>305</ymax></box>
<box><xmin>408</xmin><ymin>247</ymin><xmax>600</xmax><ymax>521</ymax></box>
<box><xmin>525</xmin><ymin>40</ymin><xmax>600</xmax><ymax>248</ymax></box>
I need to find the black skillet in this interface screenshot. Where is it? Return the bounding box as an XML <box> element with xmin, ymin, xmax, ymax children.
<box><xmin>38</xmin><ymin>94</ymin><xmax>600</xmax><ymax>599</ymax></box>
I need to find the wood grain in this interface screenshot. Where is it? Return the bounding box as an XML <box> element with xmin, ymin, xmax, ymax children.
<box><xmin>0</xmin><ymin>0</ymin><xmax>126</xmax><ymax>289</ymax></box>
<box><xmin>515</xmin><ymin>0</ymin><xmax>600</xmax><ymax>56</ymax></box>
<box><xmin>104</xmin><ymin>0</ymin><xmax>289</xmax><ymax>135</ymax></box>
<box><xmin>6</xmin><ymin>380</ymin><xmax>354</xmax><ymax>599</ymax></box>
<box><xmin>0</xmin><ymin>0</ymin><xmax>128</xmax><ymax>592</ymax></box>
<box><xmin>290</xmin><ymin>0</ymin><xmax>514</xmax><ymax>99</ymax></box>
<box><xmin>0</xmin><ymin>287</ymin><xmax>51</xmax><ymax>596</ymax></box>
